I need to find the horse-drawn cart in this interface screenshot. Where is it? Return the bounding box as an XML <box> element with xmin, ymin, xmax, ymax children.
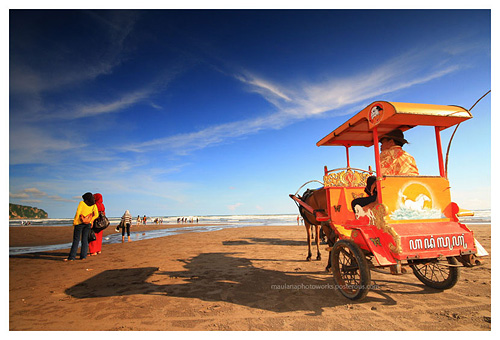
<box><xmin>290</xmin><ymin>101</ymin><xmax>488</xmax><ymax>300</ymax></box>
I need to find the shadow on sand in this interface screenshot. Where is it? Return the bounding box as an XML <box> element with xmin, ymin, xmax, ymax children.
<box><xmin>63</xmin><ymin>250</ymin><xmax>440</xmax><ymax>315</ymax></box>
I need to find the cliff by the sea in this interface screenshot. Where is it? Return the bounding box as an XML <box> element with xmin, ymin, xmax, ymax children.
<box><xmin>9</xmin><ymin>203</ymin><xmax>48</xmax><ymax>219</ymax></box>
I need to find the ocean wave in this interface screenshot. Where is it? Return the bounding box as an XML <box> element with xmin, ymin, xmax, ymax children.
<box><xmin>10</xmin><ymin>210</ymin><xmax>490</xmax><ymax>227</ymax></box>
<box><xmin>9</xmin><ymin>214</ymin><xmax>300</xmax><ymax>227</ymax></box>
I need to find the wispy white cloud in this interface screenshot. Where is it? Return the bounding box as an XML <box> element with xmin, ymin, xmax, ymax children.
<box><xmin>20</xmin><ymin>199</ymin><xmax>42</xmax><ymax>204</ymax></box>
<box><xmin>10</xmin><ymin>188</ymin><xmax>76</xmax><ymax>203</ymax></box>
<box><xmin>23</xmin><ymin>188</ymin><xmax>47</xmax><ymax>197</ymax></box>
<box><xmin>18</xmin><ymin>60</ymin><xmax>190</xmax><ymax>123</ymax></box>
<box><xmin>9</xmin><ymin>163</ymin><xmax>193</xmax><ymax>217</ymax></box>
<box><xmin>47</xmin><ymin>195</ymin><xmax>77</xmax><ymax>202</ymax></box>
<box><xmin>9</xmin><ymin>125</ymin><xmax>84</xmax><ymax>165</ymax></box>
<box><xmin>9</xmin><ymin>192</ymin><xmax>30</xmax><ymax>199</ymax></box>
<box><xmin>123</xmin><ymin>46</ymin><xmax>464</xmax><ymax>156</ymax></box>
<box><xmin>62</xmin><ymin>88</ymin><xmax>157</xmax><ymax>120</ymax></box>
<box><xmin>120</xmin><ymin>108</ymin><xmax>296</xmax><ymax>155</ymax></box>
<box><xmin>228</xmin><ymin>203</ymin><xmax>243</xmax><ymax>211</ymax></box>
<box><xmin>235</xmin><ymin>73</ymin><xmax>292</xmax><ymax>103</ymax></box>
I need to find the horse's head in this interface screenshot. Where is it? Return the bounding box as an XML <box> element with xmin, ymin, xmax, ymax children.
<box><xmin>298</xmin><ymin>187</ymin><xmax>327</xmax><ymax>225</ymax></box>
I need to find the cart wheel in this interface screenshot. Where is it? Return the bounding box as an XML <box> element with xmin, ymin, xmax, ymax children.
<box><xmin>331</xmin><ymin>239</ymin><xmax>371</xmax><ymax>300</ymax></box>
<box><xmin>409</xmin><ymin>257</ymin><xmax>460</xmax><ymax>289</ymax></box>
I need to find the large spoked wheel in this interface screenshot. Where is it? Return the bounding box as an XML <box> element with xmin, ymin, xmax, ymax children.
<box><xmin>331</xmin><ymin>239</ymin><xmax>371</xmax><ymax>300</ymax></box>
<box><xmin>409</xmin><ymin>257</ymin><xmax>460</xmax><ymax>289</ymax></box>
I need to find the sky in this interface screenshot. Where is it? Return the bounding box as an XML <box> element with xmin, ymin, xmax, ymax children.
<box><xmin>8</xmin><ymin>7</ymin><xmax>492</xmax><ymax>218</ymax></box>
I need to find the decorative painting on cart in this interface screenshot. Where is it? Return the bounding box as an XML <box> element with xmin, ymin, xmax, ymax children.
<box><xmin>389</xmin><ymin>182</ymin><xmax>444</xmax><ymax>220</ymax></box>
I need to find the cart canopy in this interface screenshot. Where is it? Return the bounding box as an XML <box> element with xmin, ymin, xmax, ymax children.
<box><xmin>317</xmin><ymin>101</ymin><xmax>472</xmax><ymax>147</ymax></box>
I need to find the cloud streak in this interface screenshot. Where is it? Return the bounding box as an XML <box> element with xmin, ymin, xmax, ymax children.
<box><xmin>228</xmin><ymin>203</ymin><xmax>243</xmax><ymax>211</ymax></box>
<box><xmin>9</xmin><ymin>125</ymin><xmax>84</xmax><ymax>165</ymax></box>
<box><xmin>123</xmin><ymin>47</ymin><xmax>464</xmax><ymax>156</ymax></box>
<box><xmin>10</xmin><ymin>188</ymin><xmax>76</xmax><ymax>203</ymax></box>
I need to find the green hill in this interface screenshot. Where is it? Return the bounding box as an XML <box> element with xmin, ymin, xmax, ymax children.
<box><xmin>9</xmin><ymin>203</ymin><xmax>48</xmax><ymax>219</ymax></box>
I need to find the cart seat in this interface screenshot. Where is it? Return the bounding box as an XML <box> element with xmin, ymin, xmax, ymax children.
<box><xmin>323</xmin><ymin>168</ymin><xmax>374</xmax><ymax>221</ymax></box>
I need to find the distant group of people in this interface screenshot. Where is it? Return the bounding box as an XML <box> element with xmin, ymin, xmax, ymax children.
<box><xmin>64</xmin><ymin>193</ymin><xmax>201</xmax><ymax>261</ymax></box>
<box><xmin>136</xmin><ymin>215</ymin><xmax>148</xmax><ymax>225</ymax></box>
<box><xmin>64</xmin><ymin>192</ymin><xmax>133</xmax><ymax>261</ymax></box>
<box><xmin>135</xmin><ymin>215</ymin><xmax>163</xmax><ymax>225</ymax></box>
<box><xmin>177</xmin><ymin>217</ymin><xmax>199</xmax><ymax>223</ymax></box>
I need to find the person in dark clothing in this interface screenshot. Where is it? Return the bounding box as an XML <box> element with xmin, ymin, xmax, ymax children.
<box><xmin>351</xmin><ymin>176</ymin><xmax>377</xmax><ymax>212</ymax></box>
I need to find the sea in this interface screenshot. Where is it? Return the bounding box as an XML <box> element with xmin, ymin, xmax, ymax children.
<box><xmin>9</xmin><ymin>211</ymin><xmax>491</xmax><ymax>256</ymax></box>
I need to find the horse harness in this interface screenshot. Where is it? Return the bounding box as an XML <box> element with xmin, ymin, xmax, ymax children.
<box><xmin>298</xmin><ymin>188</ymin><xmax>326</xmax><ymax>226</ymax></box>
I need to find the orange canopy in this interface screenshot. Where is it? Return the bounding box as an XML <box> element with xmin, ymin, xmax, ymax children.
<box><xmin>317</xmin><ymin>101</ymin><xmax>472</xmax><ymax>147</ymax></box>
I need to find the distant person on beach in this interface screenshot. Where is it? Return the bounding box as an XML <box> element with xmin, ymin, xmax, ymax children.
<box><xmin>88</xmin><ymin>193</ymin><xmax>105</xmax><ymax>256</ymax></box>
<box><xmin>65</xmin><ymin>192</ymin><xmax>99</xmax><ymax>261</ymax></box>
<box><xmin>143</xmin><ymin>215</ymin><xmax>147</xmax><ymax>225</ymax></box>
<box><xmin>122</xmin><ymin>210</ymin><xmax>133</xmax><ymax>242</ymax></box>
<box><xmin>137</xmin><ymin>215</ymin><xmax>141</xmax><ymax>225</ymax></box>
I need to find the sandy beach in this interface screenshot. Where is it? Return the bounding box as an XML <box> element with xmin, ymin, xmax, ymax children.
<box><xmin>9</xmin><ymin>223</ymin><xmax>491</xmax><ymax>331</ymax></box>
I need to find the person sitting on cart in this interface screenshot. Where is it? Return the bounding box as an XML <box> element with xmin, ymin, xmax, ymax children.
<box><xmin>351</xmin><ymin>175</ymin><xmax>377</xmax><ymax>211</ymax></box>
<box><xmin>351</xmin><ymin>129</ymin><xmax>419</xmax><ymax>212</ymax></box>
<box><xmin>379</xmin><ymin>128</ymin><xmax>419</xmax><ymax>176</ymax></box>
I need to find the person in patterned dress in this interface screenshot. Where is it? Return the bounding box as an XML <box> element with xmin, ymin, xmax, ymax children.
<box><xmin>379</xmin><ymin>129</ymin><xmax>419</xmax><ymax>176</ymax></box>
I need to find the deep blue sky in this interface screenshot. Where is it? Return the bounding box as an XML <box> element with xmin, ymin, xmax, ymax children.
<box><xmin>9</xmin><ymin>9</ymin><xmax>491</xmax><ymax>218</ymax></box>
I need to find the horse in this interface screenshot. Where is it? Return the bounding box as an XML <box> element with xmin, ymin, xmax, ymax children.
<box><xmin>296</xmin><ymin>187</ymin><xmax>337</xmax><ymax>270</ymax></box>
<box><xmin>403</xmin><ymin>194</ymin><xmax>431</xmax><ymax>210</ymax></box>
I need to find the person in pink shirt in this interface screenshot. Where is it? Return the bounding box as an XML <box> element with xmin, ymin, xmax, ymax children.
<box><xmin>89</xmin><ymin>193</ymin><xmax>105</xmax><ymax>256</ymax></box>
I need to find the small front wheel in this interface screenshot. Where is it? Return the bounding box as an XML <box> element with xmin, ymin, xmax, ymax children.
<box><xmin>409</xmin><ymin>257</ymin><xmax>460</xmax><ymax>289</ymax></box>
<box><xmin>331</xmin><ymin>239</ymin><xmax>371</xmax><ymax>300</ymax></box>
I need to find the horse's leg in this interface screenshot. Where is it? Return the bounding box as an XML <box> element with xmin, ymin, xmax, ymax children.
<box><xmin>320</xmin><ymin>222</ymin><xmax>335</xmax><ymax>272</ymax></box>
<box><xmin>315</xmin><ymin>225</ymin><xmax>321</xmax><ymax>260</ymax></box>
<box><xmin>325</xmin><ymin>238</ymin><xmax>333</xmax><ymax>272</ymax></box>
<box><xmin>305</xmin><ymin>222</ymin><xmax>312</xmax><ymax>261</ymax></box>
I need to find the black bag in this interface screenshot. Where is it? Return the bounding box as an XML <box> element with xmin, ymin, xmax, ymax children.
<box><xmin>93</xmin><ymin>212</ymin><xmax>110</xmax><ymax>232</ymax></box>
<box><xmin>88</xmin><ymin>228</ymin><xmax>96</xmax><ymax>242</ymax></box>
<box><xmin>115</xmin><ymin>220</ymin><xmax>123</xmax><ymax>232</ymax></box>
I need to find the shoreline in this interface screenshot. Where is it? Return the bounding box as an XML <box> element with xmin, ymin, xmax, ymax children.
<box><xmin>9</xmin><ymin>223</ymin><xmax>229</xmax><ymax>248</ymax></box>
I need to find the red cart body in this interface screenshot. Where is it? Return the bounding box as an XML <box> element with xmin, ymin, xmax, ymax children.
<box><xmin>290</xmin><ymin>101</ymin><xmax>487</xmax><ymax>300</ymax></box>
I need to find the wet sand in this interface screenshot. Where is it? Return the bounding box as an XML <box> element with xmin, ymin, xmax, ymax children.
<box><xmin>9</xmin><ymin>223</ymin><xmax>219</xmax><ymax>247</ymax></box>
<box><xmin>9</xmin><ymin>224</ymin><xmax>491</xmax><ymax>331</ymax></box>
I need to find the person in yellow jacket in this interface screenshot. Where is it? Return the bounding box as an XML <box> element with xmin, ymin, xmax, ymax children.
<box><xmin>65</xmin><ymin>192</ymin><xmax>99</xmax><ymax>261</ymax></box>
